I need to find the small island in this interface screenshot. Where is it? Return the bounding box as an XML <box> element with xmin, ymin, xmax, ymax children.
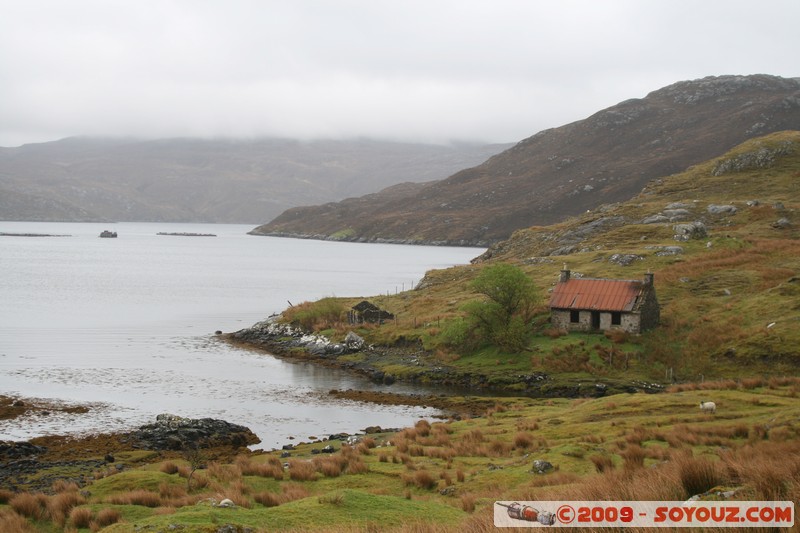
<box><xmin>0</xmin><ymin>232</ymin><xmax>70</xmax><ymax>237</ymax></box>
<box><xmin>156</xmin><ymin>232</ymin><xmax>217</xmax><ymax>237</ymax></box>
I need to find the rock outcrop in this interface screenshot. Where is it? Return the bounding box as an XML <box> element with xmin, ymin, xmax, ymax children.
<box><xmin>131</xmin><ymin>414</ymin><xmax>260</xmax><ymax>451</ymax></box>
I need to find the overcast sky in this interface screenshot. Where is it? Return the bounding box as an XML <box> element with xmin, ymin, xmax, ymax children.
<box><xmin>1</xmin><ymin>0</ymin><xmax>798</xmax><ymax>147</ymax></box>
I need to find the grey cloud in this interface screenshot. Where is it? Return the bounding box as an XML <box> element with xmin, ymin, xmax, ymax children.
<box><xmin>1</xmin><ymin>0</ymin><xmax>798</xmax><ymax>147</ymax></box>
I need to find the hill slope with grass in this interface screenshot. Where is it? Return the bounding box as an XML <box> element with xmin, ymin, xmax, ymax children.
<box><xmin>253</xmin><ymin>74</ymin><xmax>800</xmax><ymax>245</ymax></box>
<box><xmin>3</xmin><ymin>380</ymin><xmax>800</xmax><ymax>532</ymax></box>
<box><xmin>3</xmin><ymin>133</ymin><xmax>800</xmax><ymax>533</ymax></box>
<box><xmin>250</xmin><ymin>131</ymin><xmax>800</xmax><ymax>391</ymax></box>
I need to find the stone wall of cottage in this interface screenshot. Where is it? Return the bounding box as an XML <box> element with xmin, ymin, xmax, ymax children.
<box><xmin>551</xmin><ymin>309</ymin><xmax>642</xmax><ymax>333</ymax></box>
<box><xmin>638</xmin><ymin>289</ymin><xmax>661</xmax><ymax>331</ymax></box>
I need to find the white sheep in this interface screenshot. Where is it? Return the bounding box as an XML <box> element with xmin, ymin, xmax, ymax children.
<box><xmin>699</xmin><ymin>401</ymin><xmax>716</xmax><ymax>414</ymax></box>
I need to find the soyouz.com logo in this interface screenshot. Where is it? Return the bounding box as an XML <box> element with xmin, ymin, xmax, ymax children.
<box><xmin>494</xmin><ymin>501</ymin><xmax>794</xmax><ymax>528</ymax></box>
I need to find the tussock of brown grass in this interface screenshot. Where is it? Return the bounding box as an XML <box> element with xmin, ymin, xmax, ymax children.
<box><xmin>281</xmin><ymin>483</ymin><xmax>311</xmax><ymax>502</ymax></box>
<box><xmin>9</xmin><ymin>493</ymin><xmax>48</xmax><ymax>520</ymax></box>
<box><xmin>108</xmin><ymin>489</ymin><xmax>161</xmax><ymax>507</ymax></box>
<box><xmin>47</xmin><ymin>491</ymin><xmax>85</xmax><ymax>526</ymax></box>
<box><xmin>159</xmin><ymin>482</ymin><xmax>187</xmax><ymax>501</ymax></box>
<box><xmin>254</xmin><ymin>491</ymin><xmax>281</xmax><ymax>507</ymax></box>
<box><xmin>160</xmin><ymin>461</ymin><xmax>180</xmax><ymax>475</ymax></box>
<box><xmin>673</xmin><ymin>452</ymin><xmax>722</xmax><ymax>497</ymax></box>
<box><xmin>0</xmin><ymin>488</ymin><xmax>14</xmax><ymax>504</ymax></box>
<box><xmin>207</xmin><ymin>462</ymin><xmax>242</xmax><ymax>483</ymax></box>
<box><xmin>314</xmin><ymin>455</ymin><xmax>345</xmax><ymax>477</ymax></box>
<box><xmin>356</xmin><ymin>442</ymin><xmax>372</xmax><ymax>455</ymax></box>
<box><xmin>346</xmin><ymin>457</ymin><xmax>370</xmax><ymax>474</ymax></box>
<box><xmin>0</xmin><ymin>509</ymin><xmax>37</xmax><ymax>533</ymax></box>
<box><xmin>464</xmin><ymin>429</ymin><xmax>484</xmax><ymax>443</ymax></box>
<box><xmin>219</xmin><ymin>487</ymin><xmax>252</xmax><ymax>508</ymax></box>
<box><xmin>513</xmin><ymin>432</ymin><xmax>534</xmax><ymax>449</ymax></box>
<box><xmin>392</xmin><ymin>436</ymin><xmax>410</xmax><ymax>453</ymax></box>
<box><xmin>461</xmin><ymin>493</ymin><xmax>476</xmax><ymax>512</ymax></box>
<box><xmin>542</xmin><ymin>328</ymin><xmax>567</xmax><ymax>339</ymax></box>
<box><xmin>528</xmin><ymin>471</ymin><xmax>581</xmax><ymax>487</ymax></box>
<box><xmin>51</xmin><ymin>479</ymin><xmax>80</xmax><ymax>493</ymax></box>
<box><xmin>590</xmin><ymin>454</ymin><xmax>615</xmax><ymax>473</ymax></box>
<box><xmin>418</xmin><ymin>431</ymin><xmax>452</xmax><ymax>447</ymax></box>
<box><xmin>236</xmin><ymin>455</ymin><xmax>284</xmax><ymax>479</ymax></box>
<box><xmin>287</xmin><ymin>459</ymin><xmax>317</xmax><ymax>481</ymax></box>
<box><xmin>176</xmin><ymin>464</ymin><xmax>192</xmax><ymax>478</ymax></box>
<box><xmin>69</xmin><ymin>506</ymin><xmax>92</xmax><ymax>528</ymax></box>
<box><xmin>621</xmin><ymin>444</ymin><xmax>646</xmax><ymax>470</ymax></box>
<box><xmin>403</xmin><ymin>469</ymin><xmax>437</xmax><ymax>490</ymax></box>
<box><xmin>415</xmin><ymin>419</ymin><xmax>432</xmax><ymax>437</ymax></box>
<box><xmin>408</xmin><ymin>444</ymin><xmax>425</xmax><ymax>457</ymax></box>
<box><xmin>486</xmin><ymin>439</ymin><xmax>512</xmax><ymax>456</ymax></box>
<box><xmin>721</xmin><ymin>440</ymin><xmax>800</xmax><ymax>500</ymax></box>
<box><xmin>93</xmin><ymin>507</ymin><xmax>122</xmax><ymax>528</ymax></box>
<box><xmin>669</xmin><ymin>377</ymin><xmax>800</xmax><ymax>394</ymax></box>
<box><xmin>624</xmin><ymin>425</ymin><xmax>649</xmax><ymax>445</ymax></box>
<box><xmin>515</xmin><ymin>419</ymin><xmax>539</xmax><ymax>431</ymax></box>
<box><xmin>423</xmin><ymin>446</ymin><xmax>456</xmax><ymax>461</ymax></box>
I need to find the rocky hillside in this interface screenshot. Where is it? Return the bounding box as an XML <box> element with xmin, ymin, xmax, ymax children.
<box><xmin>253</xmin><ymin>74</ymin><xmax>800</xmax><ymax>245</ymax></box>
<box><xmin>0</xmin><ymin>137</ymin><xmax>508</xmax><ymax>223</ymax></box>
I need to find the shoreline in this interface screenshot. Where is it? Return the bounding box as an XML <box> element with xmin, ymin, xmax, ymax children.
<box><xmin>221</xmin><ymin>317</ymin><xmax>665</xmax><ymax>399</ymax></box>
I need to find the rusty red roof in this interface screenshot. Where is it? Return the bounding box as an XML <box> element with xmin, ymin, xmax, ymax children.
<box><xmin>549</xmin><ymin>278</ymin><xmax>644</xmax><ymax>312</ymax></box>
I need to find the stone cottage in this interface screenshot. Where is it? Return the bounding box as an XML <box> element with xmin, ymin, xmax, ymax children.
<box><xmin>549</xmin><ymin>269</ymin><xmax>660</xmax><ymax>334</ymax></box>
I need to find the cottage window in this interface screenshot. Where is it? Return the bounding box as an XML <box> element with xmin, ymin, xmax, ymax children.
<box><xmin>611</xmin><ymin>312</ymin><xmax>621</xmax><ymax>326</ymax></box>
<box><xmin>570</xmin><ymin>310</ymin><xmax>580</xmax><ymax>323</ymax></box>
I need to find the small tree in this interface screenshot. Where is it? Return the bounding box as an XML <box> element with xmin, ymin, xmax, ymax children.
<box><xmin>184</xmin><ymin>445</ymin><xmax>205</xmax><ymax>492</ymax></box>
<box><xmin>450</xmin><ymin>263</ymin><xmax>540</xmax><ymax>352</ymax></box>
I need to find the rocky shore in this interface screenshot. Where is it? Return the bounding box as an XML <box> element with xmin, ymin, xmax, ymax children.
<box><xmin>0</xmin><ymin>402</ymin><xmax>260</xmax><ymax>493</ymax></box>
<box><xmin>223</xmin><ymin>316</ymin><xmax>664</xmax><ymax>398</ymax></box>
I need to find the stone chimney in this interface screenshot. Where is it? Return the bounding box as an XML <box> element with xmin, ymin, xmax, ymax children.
<box><xmin>559</xmin><ymin>266</ymin><xmax>571</xmax><ymax>283</ymax></box>
<box><xmin>644</xmin><ymin>272</ymin><xmax>654</xmax><ymax>286</ymax></box>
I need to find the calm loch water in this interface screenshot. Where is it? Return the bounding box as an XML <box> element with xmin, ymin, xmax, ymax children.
<box><xmin>0</xmin><ymin>221</ymin><xmax>482</xmax><ymax>449</ymax></box>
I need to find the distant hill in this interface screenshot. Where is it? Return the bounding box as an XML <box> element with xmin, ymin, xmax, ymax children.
<box><xmin>0</xmin><ymin>137</ymin><xmax>509</xmax><ymax>223</ymax></box>
<box><xmin>252</xmin><ymin>74</ymin><xmax>800</xmax><ymax>245</ymax></box>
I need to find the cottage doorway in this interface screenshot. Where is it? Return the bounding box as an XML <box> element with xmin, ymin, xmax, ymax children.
<box><xmin>591</xmin><ymin>311</ymin><xmax>601</xmax><ymax>330</ymax></box>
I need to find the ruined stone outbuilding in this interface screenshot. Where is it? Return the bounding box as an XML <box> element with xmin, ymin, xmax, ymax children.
<box><xmin>349</xmin><ymin>300</ymin><xmax>394</xmax><ymax>324</ymax></box>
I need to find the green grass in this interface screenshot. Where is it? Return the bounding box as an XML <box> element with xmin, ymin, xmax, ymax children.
<box><xmin>273</xmin><ymin>132</ymin><xmax>800</xmax><ymax>386</ymax></box>
<box><xmin>100</xmin><ymin>489</ymin><xmax>465</xmax><ymax>532</ymax></box>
